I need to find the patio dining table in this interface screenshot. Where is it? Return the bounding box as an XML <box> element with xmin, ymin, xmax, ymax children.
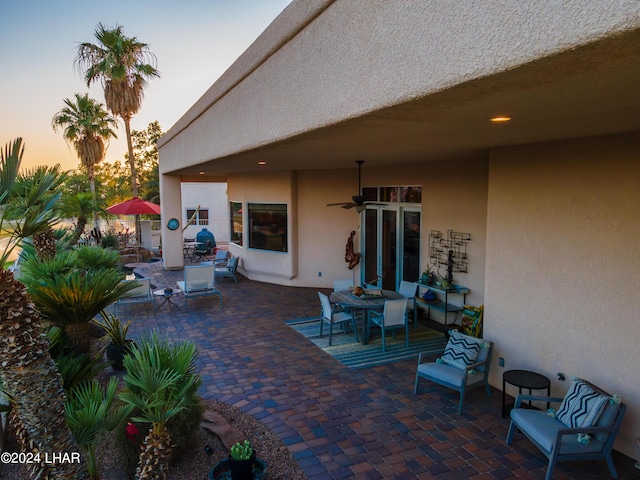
<box><xmin>330</xmin><ymin>289</ymin><xmax>404</xmax><ymax>344</ymax></box>
<box><xmin>183</xmin><ymin>241</ymin><xmax>202</xmax><ymax>261</ymax></box>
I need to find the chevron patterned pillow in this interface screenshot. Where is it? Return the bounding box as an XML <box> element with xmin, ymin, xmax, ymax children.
<box><xmin>440</xmin><ymin>330</ymin><xmax>482</xmax><ymax>370</ymax></box>
<box><xmin>556</xmin><ymin>380</ymin><xmax>609</xmax><ymax>428</ymax></box>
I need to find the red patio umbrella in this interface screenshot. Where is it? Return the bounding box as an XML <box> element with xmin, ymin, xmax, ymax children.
<box><xmin>106</xmin><ymin>197</ymin><xmax>161</xmax><ymax>215</ymax></box>
<box><xmin>106</xmin><ymin>197</ymin><xmax>160</xmax><ymax>262</ymax></box>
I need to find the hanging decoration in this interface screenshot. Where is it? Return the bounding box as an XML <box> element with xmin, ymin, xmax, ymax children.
<box><xmin>344</xmin><ymin>231</ymin><xmax>361</xmax><ymax>269</ymax></box>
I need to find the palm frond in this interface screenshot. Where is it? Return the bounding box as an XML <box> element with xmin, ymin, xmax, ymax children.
<box><xmin>26</xmin><ymin>269</ymin><xmax>133</xmax><ymax>325</ymax></box>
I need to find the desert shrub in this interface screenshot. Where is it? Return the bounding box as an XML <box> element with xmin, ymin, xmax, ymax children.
<box><xmin>100</xmin><ymin>232</ymin><xmax>119</xmax><ymax>249</ymax></box>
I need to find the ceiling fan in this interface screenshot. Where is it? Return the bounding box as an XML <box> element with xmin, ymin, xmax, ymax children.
<box><xmin>327</xmin><ymin>160</ymin><xmax>380</xmax><ymax>212</ymax></box>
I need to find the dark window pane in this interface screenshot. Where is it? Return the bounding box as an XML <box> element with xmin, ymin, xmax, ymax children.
<box><xmin>403</xmin><ymin>211</ymin><xmax>421</xmax><ymax>281</ymax></box>
<box><xmin>362</xmin><ymin>187</ymin><xmax>378</xmax><ymax>202</ymax></box>
<box><xmin>230</xmin><ymin>202</ymin><xmax>243</xmax><ymax>246</ymax></box>
<box><xmin>401</xmin><ymin>186</ymin><xmax>422</xmax><ymax>203</ymax></box>
<box><xmin>380</xmin><ymin>186</ymin><xmax>399</xmax><ymax>202</ymax></box>
<box><xmin>248</xmin><ymin>203</ymin><xmax>287</xmax><ymax>252</ymax></box>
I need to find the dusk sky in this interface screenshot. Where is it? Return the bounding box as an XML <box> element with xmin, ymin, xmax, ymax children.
<box><xmin>0</xmin><ymin>0</ymin><xmax>291</xmax><ymax>171</ymax></box>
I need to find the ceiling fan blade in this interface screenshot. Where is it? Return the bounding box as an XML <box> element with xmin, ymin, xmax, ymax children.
<box><xmin>327</xmin><ymin>202</ymin><xmax>351</xmax><ymax>207</ymax></box>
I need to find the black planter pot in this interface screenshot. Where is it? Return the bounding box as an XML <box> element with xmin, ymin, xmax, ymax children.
<box><xmin>209</xmin><ymin>457</ymin><xmax>267</xmax><ymax>480</ymax></box>
<box><xmin>105</xmin><ymin>341</ymin><xmax>134</xmax><ymax>371</ymax></box>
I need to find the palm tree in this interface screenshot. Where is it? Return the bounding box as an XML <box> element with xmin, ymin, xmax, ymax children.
<box><xmin>59</xmin><ymin>192</ymin><xmax>98</xmax><ymax>246</ymax></box>
<box><xmin>52</xmin><ymin>93</ymin><xmax>117</xmax><ymax>221</ymax></box>
<box><xmin>75</xmin><ymin>23</ymin><xmax>159</xmax><ymax>203</ymax></box>
<box><xmin>0</xmin><ymin>138</ymin><xmax>89</xmax><ymax>479</ymax></box>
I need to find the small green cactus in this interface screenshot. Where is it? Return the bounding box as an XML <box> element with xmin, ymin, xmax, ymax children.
<box><xmin>230</xmin><ymin>440</ymin><xmax>253</xmax><ymax>461</ymax></box>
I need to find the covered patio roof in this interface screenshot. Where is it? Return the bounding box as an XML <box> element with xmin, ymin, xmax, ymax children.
<box><xmin>160</xmin><ymin>26</ymin><xmax>640</xmax><ymax>176</ymax></box>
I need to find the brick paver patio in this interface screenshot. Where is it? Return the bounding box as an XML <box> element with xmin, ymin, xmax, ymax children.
<box><xmin>125</xmin><ymin>261</ymin><xmax>638</xmax><ymax>479</ymax></box>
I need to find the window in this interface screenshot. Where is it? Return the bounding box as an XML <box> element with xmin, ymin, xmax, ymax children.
<box><xmin>185</xmin><ymin>208</ymin><xmax>209</xmax><ymax>226</ymax></box>
<box><xmin>248</xmin><ymin>203</ymin><xmax>287</xmax><ymax>252</ymax></box>
<box><xmin>230</xmin><ymin>202</ymin><xmax>243</xmax><ymax>246</ymax></box>
<box><xmin>361</xmin><ymin>186</ymin><xmax>422</xmax><ymax>204</ymax></box>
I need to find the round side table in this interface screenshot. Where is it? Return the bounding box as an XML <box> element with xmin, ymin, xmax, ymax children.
<box><xmin>153</xmin><ymin>288</ymin><xmax>181</xmax><ymax>310</ymax></box>
<box><xmin>502</xmin><ymin>369</ymin><xmax>550</xmax><ymax>418</ymax></box>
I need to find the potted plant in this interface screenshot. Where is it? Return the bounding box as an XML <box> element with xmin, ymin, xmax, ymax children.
<box><xmin>228</xmin><ymin>440</ymin><xmax>255</xmax><ymax>479</ymax></box>
<box><xmin>92</xmin><ymin>311</ymin><xmax>134</xmax><ymax>370</ymax></box>
<box><xmin>210</xmin><ymin>439</ymin><xmax>267</xmax><ymax>480</ymax></box>
<box><xmin>421</xmin><ymin>265</ymin><xmax>434</xmax><ymax>284</ymax></box>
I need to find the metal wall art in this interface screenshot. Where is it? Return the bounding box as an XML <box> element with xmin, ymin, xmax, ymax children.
<box><xmin>429</xmin><ymin>230</ymin><xmax>471</xmax><ymax>278</ymax></box>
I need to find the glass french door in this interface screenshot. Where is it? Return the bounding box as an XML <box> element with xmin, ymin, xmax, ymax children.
<box><xmin>363</xmin><ymin>207</ymin><xmax>421</xmax><ymax>290</ymax></box>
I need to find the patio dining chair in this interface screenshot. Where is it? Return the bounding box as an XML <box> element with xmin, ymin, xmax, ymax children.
<box><xmin>176</xmin><ymin>264</ymin><xmax>222</xmax><ymax>309</ymax></box>
<box><xmin>318</xmin><ymin>292</ymin><xmax>359</xmax><ymax>346</ymax></box>
<box><xmin>332</xmin><ymin>278</ymin><xmax>353</xmax><ymax>292</ymax></box>
<box><xmin>397</xmin><ymin>280</ymin><xmax>418</xmax><ymax>326</ymax></box>
<box><xmin>192</xmin><ymin>240</ymin><xmax>214</xmax><ymax>262</ymax></box>
<box><xmin>366</xmin><ymin>298</ymin><xmax>409</xmax><ymax>352</ymax></box>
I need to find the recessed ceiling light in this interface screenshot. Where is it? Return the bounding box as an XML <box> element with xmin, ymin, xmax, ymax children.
<box><xmin>258</xmin><ymin>161</ymin><xmax>267</xmax><ymax>166</ymax></box>
<box><xmin>490</xmin><ymin>116</ymin><xmax>511</xmax><ymax>123</ymax></box>
<box><xmin>199</xmin><ymin>171</ymin><xmax>205</xmax><ymax>175</ymax></box>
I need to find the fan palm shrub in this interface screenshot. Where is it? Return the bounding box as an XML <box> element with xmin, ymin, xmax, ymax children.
<box><xmin>65</xmin><ymin>377</ymin><xmax>133</xmax><ymax>479</ymax></box>
<box><xmin>120</xmin><ymin>333</ymin><xmax>202</xmax><ymax>480</ymax></box>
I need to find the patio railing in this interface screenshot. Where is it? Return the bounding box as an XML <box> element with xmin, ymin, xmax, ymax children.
<box><xmin>57</xmin><ymin>218</ymin><xmax>230</xmax><ymax>251</ymax></box>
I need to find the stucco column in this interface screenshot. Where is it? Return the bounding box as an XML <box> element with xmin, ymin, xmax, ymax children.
<box><xmin>160</xmin><ymin>173</ymin><xmax>184</xmax><ymax>270</ymax></box>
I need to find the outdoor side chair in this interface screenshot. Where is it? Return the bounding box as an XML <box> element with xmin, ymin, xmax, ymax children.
<box><xmin>114</xmin><ymin>277</ymin><xmax>155</xmax><ymax>316</ymax></box>
<box><xmin>506</xmin><ymin>380</ymin><xmax>627</xmax><ymax>480</ymax></box>
<box><xmin>214</xmin><ymin>256</ymin><xmax>239</xmax><ymax>283</ymax></box>
<box><xmin>414</xmin><ymin>330</ymin><xmax>493</xmax><ymax>413</ymax></box>
<box><xmin>176</xmin><ymin>264</ymin><xmax>222</xmax><ymax>309</ymax></box>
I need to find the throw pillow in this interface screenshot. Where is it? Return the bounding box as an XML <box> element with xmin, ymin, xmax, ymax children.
<box><xmin>439</xmin><ymin>330</ymin><xmax>482</xmax><ymax>370</ymax></box>
<box><xmin>556</xmin><ymin>380</ymin><xmax>610</xmax><ymax>429</ymax></box>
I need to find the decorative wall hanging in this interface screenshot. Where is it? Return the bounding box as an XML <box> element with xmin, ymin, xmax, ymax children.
<box><xmin>429</xmin><ymin>230</ymin><xmax>471</xmax><ymax>284</ymax></box>
<box><xmin>345</xmin><ymin>230</ymin><xmax>361</xmax><ymax>269</ymax></box>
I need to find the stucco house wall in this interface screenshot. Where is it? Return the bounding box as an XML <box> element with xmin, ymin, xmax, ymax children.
<box><xmin>157</xmin><ymin>0</ymin><xmax>640</xmax><ymax>460</ymax></box>
<box><xmin>485</xmin><ymin>132</ymin><xmax>640</xmax><ymax>455</ymax></box>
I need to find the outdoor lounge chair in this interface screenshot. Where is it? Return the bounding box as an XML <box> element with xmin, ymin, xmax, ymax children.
<box><xmin>318</xmin><ymin>291</ymin><xmax>359</xmax><ymax>346</ymax></box>
<box><xmin>366</xmin><ymin>298</ymin><xmax>409</xmax><ymax>352</ymax></box>
<box><xmin>414</xmin><ymin>330</ymin><xmax>493</xmax><ymax>413</ymax></box>
<box><xmin>176</xmin><ymin>264</ymin><xmax>222</xmax><ymax>308</ymax></box>
<box><xmin>506</xmin><ymin>380</ymin><xmax>627</xmax><ymax>480</ymax></box>
<box><xmin>114</xmin><ymin>277</ymin><xmax>155</xmax><ymax>316</ymax></box>
<box><xmin>214</xmin><ymin>256</ymin><xmax>239</xmax><ymax>283</ymax></box>
<box><xmin>213</xmin><ymin>249</ymin><xmax>229</xmax><ymax>265</ymax></box>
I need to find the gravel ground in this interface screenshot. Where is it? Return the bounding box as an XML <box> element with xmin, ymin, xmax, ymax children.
<box><xmin>1</xmin><ymin>399</ymin><xmax>306</xmax><ymax>479</ymax></box>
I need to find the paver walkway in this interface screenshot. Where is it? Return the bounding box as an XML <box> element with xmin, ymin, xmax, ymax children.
<box><xmin>125</xmin><ymin>261</ymin><xmax>638</xmax><ymax>479</ymax></box>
